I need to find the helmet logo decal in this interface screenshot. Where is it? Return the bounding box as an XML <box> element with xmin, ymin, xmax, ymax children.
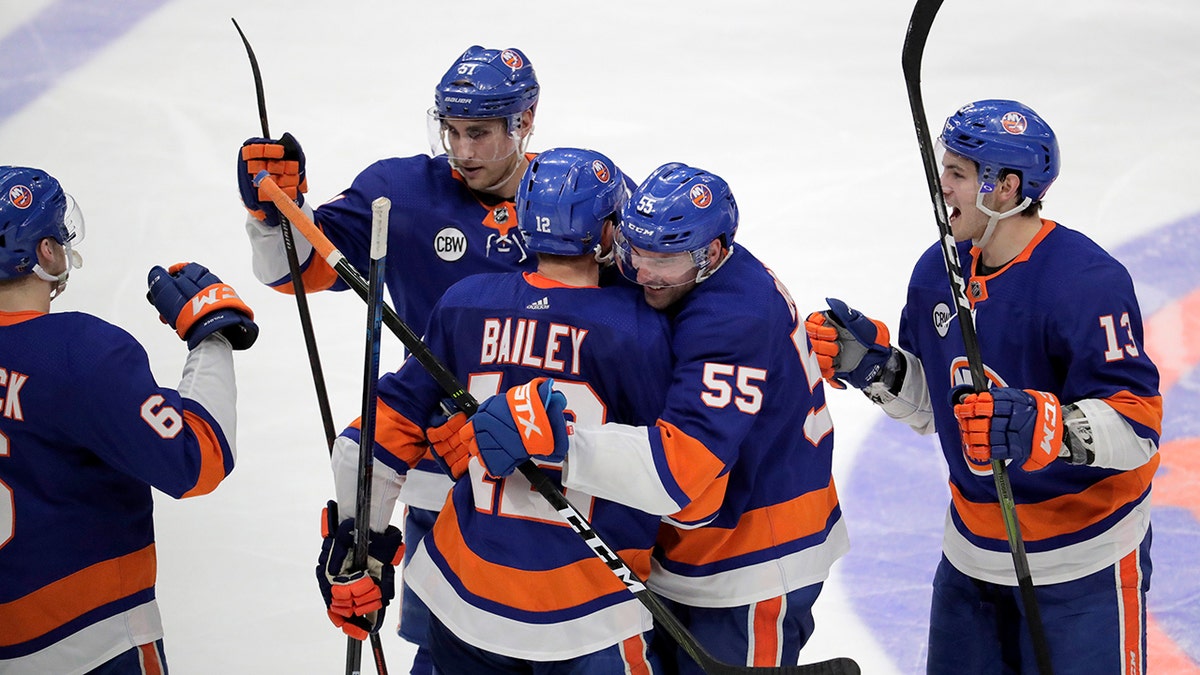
<box><xmin>434</xmin><ymin>226</ymin><xmax>468</xmax><ymax>262</ymax></box>
<box><xmin>500</xmin><ymin>50</ymin><xmax>524</xmax><ymax>70</ymax></box>
<box><xmin>689</xmin><ymin>184</ymin><xmax>712</xmax><ymax>209</ymax></box>
<box><xmin>1000</xmin><ymin>111</ymin><xmax>1028</xmax><ymax>135</ymax></box>
<box><xmin>591</xmin><ymin>160</ymin><xmax>611</xmax><ymax>183</ymax></box>
<box><xmin>8</xmin><ymin>185</ymin><xmax>33</xmax><ymax>209</ymax></box>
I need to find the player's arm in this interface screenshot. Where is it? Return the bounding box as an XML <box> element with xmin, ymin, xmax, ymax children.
<box><xmin>806</xmin><ymin>298</ymin><xmax>936</xmax><ymax>433</ymax></box>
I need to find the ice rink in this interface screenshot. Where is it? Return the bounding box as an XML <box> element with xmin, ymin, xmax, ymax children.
<box><xmin>3</xmin><ymin>0</ymin><xmax>1199</xmax><ymax>672</ymax></box>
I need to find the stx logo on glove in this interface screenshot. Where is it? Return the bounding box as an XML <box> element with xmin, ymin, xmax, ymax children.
<box><xmin>511</xmin><ymin>381</ymin><xmax>550</xmax><ymax>449</ymax></box>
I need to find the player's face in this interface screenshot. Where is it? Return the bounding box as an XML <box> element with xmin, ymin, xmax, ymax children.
<box><xmin>614</xmin><ymin>233</ymin><xmax>703</xmax><ymax>309</ymax></box>
<box><xmin>939</xmin><ymin>150</ymin><xmax>987</xmax><ymax>242</ymax></box>
<box><xmin>437</xmin><ymin>117</ymin><xmax>523</xmax><ymax>192</ymax></box>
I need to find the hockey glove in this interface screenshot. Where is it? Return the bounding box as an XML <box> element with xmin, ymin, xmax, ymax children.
<box><xmin>316</xmin><ymin>501</ymin><xmax>404</xmax><ymax>641</ymax></box>
<box><xmin>463</xmin><ymin>378</ymin><xmax>569</xmax><ymax>479</ymax></box>
<box><xmin>237</xmin><ymin>132</ymin><xmax>306</xmax><ymax>227</ymax></box>
<box><xmin>147</xmin><ymin>262</ymin><xmax>258</xmax><ymax>350</ymax></box>
<box><xmin>804</xmin><ymin>297</ymin><xmax>894</xmax><ymax>390</ymax></box>
<box><xmin>425</xmin><ymin>400</ymin><xmax>471</xmax><ymax>480</ymax></box>
<box><xmin>953</xmin><ymin>387</ymin><xmax>1063</xmax><ymax>473</ymax></box>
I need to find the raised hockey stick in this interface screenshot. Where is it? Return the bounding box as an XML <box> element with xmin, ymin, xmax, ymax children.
<box><xmin>346</xmin><ymin>198</ymin><xmax>392</xmax><ymax>675</ymax></box>
<box><xmin>232</xmin><ymin>19</ymin><xmax>388</xmax><ymax>674</ymax></box>
<box><xmin>900</xmin><ymin>2</ymin><xmax>1054</xmax><ymax>673</ymax></box>
<box><xmin>255</xmin><ymin>171</ymin><xmax>861</xmax><ymax>675</ymax></box>
<box><xmin>231</xmin><ymin>18</ymin><xmax>338</xmax><ymax>449</ymax></box>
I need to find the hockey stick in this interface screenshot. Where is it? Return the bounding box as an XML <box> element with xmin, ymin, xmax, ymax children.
<box><xmin>346</xmin><ymin>198</ymin><xmax>391</xmax><ymax>675</ymax></box>
<box><xmin>900</xmin><ymin>2</ymin><xmax>1053</xmax><ymax>674</ymax></box>
<box><xmin>231</xmin><ymin>18</ymin><xmax>338</xmax><ymax>449</ymax></box>
<box><xmin>255</xmin><ymin>171</ymin><xmax>861</xmax><ymax>675</ymax></box>
<box><xmin>232</xmin><ymin>19</ymin><xmax>388</xmax><ymax>673</ymax></box>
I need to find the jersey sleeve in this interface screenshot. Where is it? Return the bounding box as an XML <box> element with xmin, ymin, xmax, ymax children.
<box><xmin>70</xmin><ymin>326</ymin><xmax>237</xmax><ymax>499</ymax></box>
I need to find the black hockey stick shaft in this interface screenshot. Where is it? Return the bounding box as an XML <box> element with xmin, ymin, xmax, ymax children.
<box><xmin>231</xmin><ymin>17</ymin><xmax>338</xmax><ymax>450</ymax></box>
<box><xmin>256</xmin><ymin>173</ymin><xmax>860</xmax><ymax>675</ymax></box>
<box><xmin>232</xmin><ymin>20</ymin><xmax>387</xmax><ymax>674</ymax></box>
<box><xmin>901</xmin><ymin>2</ymin><xmax>1053</xmax><ymax>673</ymax></box>
<box><xmin>346</xmin><ymin>198</ymin><xmax>391</xmax><ymax>675</ymax></box>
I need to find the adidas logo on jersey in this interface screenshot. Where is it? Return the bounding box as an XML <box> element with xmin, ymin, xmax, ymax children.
<box><xmin>526</xmin><ymin>296</ymin><xmax>550</xmax><ymax>310</ymax></box>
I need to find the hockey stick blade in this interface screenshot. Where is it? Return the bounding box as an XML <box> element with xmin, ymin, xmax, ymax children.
<box><xmin>255</xmin><ymin>173</ymin><xmax>860</xmax><ymax>675</ymax></box>
<box><xmin>900</xmin><ymin>2</ymin><xmax>1053</xmax><ymax>673</ymax></box>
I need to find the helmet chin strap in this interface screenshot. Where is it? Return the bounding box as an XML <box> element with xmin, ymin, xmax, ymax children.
<box><xmin>476</xmin><ymin>132</ymin><xmax>531</xmax><ymax>195</ymax></box>
<box><xmin>972</xmin><ymin>187</ymin><xmax>1031</xmax><ymax>249</ymax></box>
<box><xmin>33</xmin><ymin>246</ymin><xmax>82</xmax><ymax>300</ymax></box>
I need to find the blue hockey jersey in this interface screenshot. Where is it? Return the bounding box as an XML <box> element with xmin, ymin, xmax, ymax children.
<box><xmin>898</xmin><ymin>219</ymin><xmax>1162</xmax><ymax>584</ymax></box>
<box><xmin>341</xmin><ymin>271</ymin><xmax>675</xmax><ymax>660</ymax></box>
<box><xmin>248</xmin><ymin>153</ymin><xmax>539</xmax><ymax>511</ymax></box>
<box><xmin>567</xmin><ymin>246</ymin><xmax>850</xmax><ymax>608</ymax></box>
<box><xmin>0</xmin><ymin>311</ymin><xmax>237</xmax><ymax>673</ymax></box>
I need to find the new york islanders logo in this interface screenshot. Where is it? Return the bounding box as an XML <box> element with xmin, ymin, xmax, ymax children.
<box><xmin>500</xmin><ymin>49</ymin><xmax>524</xmax><ymax>70</ymax></box>
<box><xmin>591</xmin><ymin>160</ymin><xmax>611</xmax><ymax>183</ymax></box>
<box><xmin>8</xmin><ymin>185</ymin><xmax>33</xmax><ymax>209</ymax></box>
<box><xmin>689</xmin><ymin>184</ymin><xmax>712</xmax><ymax>209</ymax></box>
<box><xmin>1000</xmin><ymin>111</ymin><xmax>1028</xmax><ymax>135</ymax></box>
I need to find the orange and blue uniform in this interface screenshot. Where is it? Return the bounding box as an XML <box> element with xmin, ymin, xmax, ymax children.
<box><xmin>0</xmin><ymin>311</ymin><xmax>237</xmax><ymax>674</ymax></box>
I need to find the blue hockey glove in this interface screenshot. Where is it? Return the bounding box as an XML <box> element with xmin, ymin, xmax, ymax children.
<box><xmin>953</xmin><ymin>386</ymin><xmax>1063</xmax><ymax>473</ymax></box>
<box><xmin>426</xmin><ymin>399</ymin><xmax>470</xmax><ymax>480</ymax></box>
<box><xmin>147</xmin><ymin>262</ymin><xmax>258</xmax><ymax>350</ymax></box>
<box><xmin>316</xmin><ymin>501</ymin><xmax>405</xmax><ymax>641</ymax></box>
<box><xmin>237</xmin><ymin>132</ymin><xmax>306</xmax><ymax>227</ymax></box>
<box><xmin>804</xmin><ymin>297</ymin><xmax>895</xmax><ymax>390</ymax></box>
<box><xmin>460</xmin><ymin>378</ymin><xmax>569</xmax><ymax>479</ymax></box>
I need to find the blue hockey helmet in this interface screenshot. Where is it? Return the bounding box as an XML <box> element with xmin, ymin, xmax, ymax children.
<box><xmin>615</xmin><ymin>162</ymin><xmax>738</xmax><ymax>287</ymax></box>
<box><xmin>516</xmin><ymin>148</ymin><xmax>627</xmax><ymax>257</ymax></box>
<box><xmin>0</xmin><ymin>166</ymin><xmax>79</xmax><ymax>280</ymax></box>
<box><xmin>940</xmin><ymin>99</ymin><xmax>1059</xmax><ymax>201</ymax></box>
<box><xmin>432</xmin><ymin>45</ymin><xmax>539</xmax><ymax>130</ymax></box>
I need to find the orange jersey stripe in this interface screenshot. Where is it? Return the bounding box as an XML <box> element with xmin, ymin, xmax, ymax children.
<box><xmin>0</xmin><ymin>544</ymin><xmax>156</xmax><ymax>646</ymax></box>
<box><xmin>430</xmin><ymin>499</ymin><xmax>651</xmax><ymax>613</ymax></box>
<box><xmin>138</xmin><ymin>642</ymin><xmax>165</xmax><ymax>675</ymax></box>
<box><xmin>657</xmin><ymin>420</ymin><xmax>728</xmax><ymax>505</ymax></box>
<box><xmin>657</xmin><ymin>481</ymin><xmax>841</xmax><ymax>566</ymax></box>
<box><xmin>1119</xmin><ymin>548</ymin><xmax>1144</xmax><ymax>675</ymax></box>
<box><xmin>363</xmin><ymin>400</ymin><xmax>428</xmax><ymax>468</ymax></box>
<box><xmin>620</xmin><ymin>634</ymin><xmax>652</xmax><ymax>675</ymax></box>
<box><xmin>180</xmin><ymin>410</ymin><xmax>229</xmax><ymax>498</ymax></box>
<box><xmin>950</xmin><ymin>455</ymin><xmax>1159</xmax><ymax>542</ymax></box>
<box><xmin>1103</xmin><ymin>390</ymin><xmax>1163</xmax><ymax>435</ymax></box>
<box><xmin>751</xmin><ymin>596</ymin><xmax>784</xmax><ymax>666</ymax></box>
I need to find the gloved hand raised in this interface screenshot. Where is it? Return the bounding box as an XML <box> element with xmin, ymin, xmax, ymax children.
<box><xmin>953</xmin><ymin>386</ymin><xmax>1063</xmax><ymax>472</ymax></box>
<box><xmin>237</xmin><ymin>131</ymin><xmax>306</xmax><ymax>227</ymax></box>
<box><xmin>805</xmin><ymin>297</ymin><xmax>894</xmax><ymax>390</ymax></box>
<box><xmin>147</xmin><ymin>262</ymin><xmax>258</xmax><ymax>350</ymax></box>
<box><xmin>316</xmin><ymin>501</ymin><xmax>405</xmax><ymax>641</ymax></box>
<box><xmin>446</xmin><ymin>378</ymin><xmax>570</xmax><ymax>479</ymax></box>
<box><xmin>426</xmin><ymin>400</ymin><xmax>471</xmax><ymax>480</ymax></box>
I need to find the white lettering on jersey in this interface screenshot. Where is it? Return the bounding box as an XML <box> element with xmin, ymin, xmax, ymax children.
<box><xmin>0</xmin><ymin>368</ymin><xmax>27</xmax><ymax>421</ymax></box>
<box><xmin>480</xmin><ymin>318</ymin><xmax>588</xmax><ymax>374</ymax></box>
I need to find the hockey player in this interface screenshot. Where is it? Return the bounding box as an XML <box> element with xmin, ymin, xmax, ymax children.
<box><xmin>446</xmin><ymin>163</ymin><xmax>849</xmax><ymax>673</ymax></box>
<box><xmin>318</xmin><ymin>147</ymin><xmax>676</xmax><ymax>672</ymax></box>
<box><xmin>805</xmin><ymin>100</ymin><xmax>1161</xmax><ymax>674</ymax></box>
<box><xmin>0</xmin><ymin>166</ymin><xmax>257</xmax><ymax>674</ymax></box>
<box><xmin>235</xmin><ymin>45</ymin><xmax>541</xmax><ymax>672</ymax></box>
